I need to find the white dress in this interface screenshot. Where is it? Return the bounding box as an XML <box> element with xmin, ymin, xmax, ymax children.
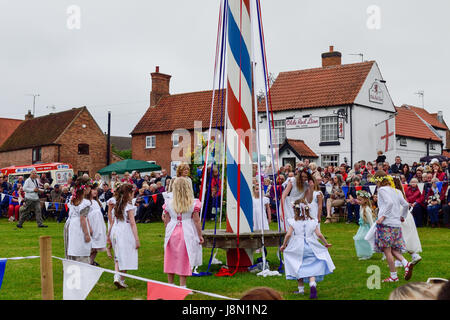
<box><xmin>308</xmin><ymin>191</ymin><xmax>323</xmax><ymax>223</ymax></box>
<box><xmin>283</xmin><ymin>219</ymin><xmax>335</xmax><ymax>281</ymax></box>
<box><xmin>65</xmin><ymin>199</ymin><xmax>92</xmax><ymax>258</ymax></box>
<box><xmin>252</xmin><ymin>196</ymin><xmax>270</xmax><ymax>231</ymax></box>
<box><xmin>106</xmin><ymin>197</ymin><xmax>116</xmax><ymax>234</ymax></box>
<box><xmin>110</xmin><ymin>203</ymin><xmax>138</xmax><ymax>270</ymax></box>
<box><xmin>88</xmin><ymin>200</ymin><xmax>107</xmax><ymax>250</ymax></box>
<box><xmin>401</xmin><ymin>209</ymin><xmax>423</xmax><ymax>253</ymax></box>
<box><xmin>164</xmin><ymin>199</ymin><xmax>203</xmax><ymax>269</ymax></box>
<box><xmin>282</xmin><ymin>177</ymin><xmax>309</xmax><ymax>230</ymax></box>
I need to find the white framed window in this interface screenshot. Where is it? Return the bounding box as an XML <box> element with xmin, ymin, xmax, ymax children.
<box><xmin>320</xmin><ymin>116</ymin><xmax>338</xmax><ymax>142</ymax></box>
<box><xmin>146</xmin><ymin>136</ymin><xmax>156</xmax><ymax>149</ymax></box>
<box><xmin>430</xmin><ymin>143</ymin><xmax>436</xmax><ymax>150</ymax></box>
<box><xmin>321</xmin><ymin>154</ymin><xmax>339</xmax><ymax>168</ymax></box>
<box><xmin>272</xmin><ymin>120</ymin><xmax>286</xmax><ymax>146</ymax></box>
<box><xmin>172</xmin><ymin>133</ymin><xmax>179</xmax><ymax>147</ymax></box>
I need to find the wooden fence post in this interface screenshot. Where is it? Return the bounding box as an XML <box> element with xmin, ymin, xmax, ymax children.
<box><xmin>39</xmin><ymin>236</ymin><xmax>54</xmax><ymax>300</ymax></box>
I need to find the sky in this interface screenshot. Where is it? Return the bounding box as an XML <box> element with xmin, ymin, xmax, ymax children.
<box><xmin>1</xmin><ymin>0</ymin><xmax>449</xmax><ymax>137</ymax></box>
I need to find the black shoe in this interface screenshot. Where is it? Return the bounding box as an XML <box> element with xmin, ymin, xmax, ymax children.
<box><xmin>92</xmin><ymin>261</ymin><xmax>100</xmax><ymax>267</ymax></box>
<box><xmin>16</xmin><ymin>224</ymin><xmax>23</xmax><ymax>229</ymax></box>
<box><xmin>38</xmin><ymin>225</ymin><xmax>48</xmax><ymax>228</ymax></box>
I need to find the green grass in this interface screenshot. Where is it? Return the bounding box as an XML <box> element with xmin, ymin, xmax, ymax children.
<box><xmin>0</xmin><ymin>218</ymin><xmax>449</xmax><ymax>300</ymax></box>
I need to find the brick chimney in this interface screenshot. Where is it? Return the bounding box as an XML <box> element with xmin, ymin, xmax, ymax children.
<box><xmin>25</xmin><ymin>110</ymin><xmax>34</xmax><ymax>120</ymax></box>
<box><xmin>322</xmin><ymin>46</ymin><xmax>342</xmax><ymax>67</ymax></box>
<box><xmin>150</xmin><ymin>66</ymin><xmax>172</xmax><ymax>107</ymax></box>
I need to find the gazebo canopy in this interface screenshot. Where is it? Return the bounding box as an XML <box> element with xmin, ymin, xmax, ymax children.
<box><xmin>98</xmin><ymin>159</ymin><xmax>161</xmax><ymax>175</ymax></box>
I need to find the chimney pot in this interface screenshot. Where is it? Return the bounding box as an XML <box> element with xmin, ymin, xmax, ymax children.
<box><xmin>322</xmin><ymin>46</ymin><xmax>342</xmax><ymax>67</ymax></box>
<box><xmin>156</xmin><ymin>66</ymin><xmax>160</xmax><ymax>73</ymax></box>
<box><xmin>150</xmin><ymin>67</ymin><xmax>171</xmax><ymax>106</ymax></box>
<box><xmin>25</xmin><ymin>110</ymin><xmax>34</xmax><ymax>120</ymax></box>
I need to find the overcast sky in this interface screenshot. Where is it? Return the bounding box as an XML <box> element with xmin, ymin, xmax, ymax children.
<box><xmin>1</xmin><ymin>0</ymin><xmax>449</xmax><ymax>137</ymax></box>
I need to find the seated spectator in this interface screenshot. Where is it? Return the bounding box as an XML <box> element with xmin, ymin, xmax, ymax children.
<box><xmin>443</xmin><ymin>185</ymin><xmax>450</xmax><ymax>229</ymax></box>
<box><xmin>8</xmin><ymin>185</ymin><xmax>22</xmax><ymax>222</ymax></box>
<box><xmin>135</xmin><ymin>188</ymin><xmax>150</xmax><ymax>223</ymax></box>
<box><xmin>413</xmin><ymin>167</ymin><xmax>425</xmax><ymax>183</ymax></box>
<box><xmin>431</xmin><ymin>162</ymin><xmax>447</xmax><ymax>182</ymax></box>
<box><xmin>269</xmin><ymin>175</ymin><xmax>284</xmax><ymax>221</ymax></box>
<box><xmin>156</xmin><ymin>181</ymin><xmax>165</xmax><ymax>193</ymax></box>
<box><xmin>57</xmin><ymin>187</ymin><xmax>71</xmax><ymax>223</ymax></box>
<box><xmin>425</xmin><ymin>178</ymin><xmax>442</xmax><ymax>228</ymax></box>
<box><xmin>13</xmin><ymin>176</ymin><xmax>24</xmax><ymax>191</ymax></box>
<box><xmin>346</xmin><ymin>176</ymin><xmax>362</xmax><ymax>224</ymax></box>
<box><xmin>375</xmin><ymin>150</ymin><xmax>386</xmax><ymax>165</ymax></box>
<box><xmin>121</xmin><ymin>171</ymin><xmax>133</xmax><ymax>184</ymax></box>
<box><xmin>338</xmin><ymin>164</ymin><xmax>348</xmax><ymax>182</ymax></box>
<box><xmin>406</xmin><ymin>178</ymin><xmax>425</xmax><ymax>227</ymax></box>
<box><xmin>309</xmin><ymin>163</ymin><xmax>322</xmax><ymax>181</ymax></box>
<box><xmin>325</xmin><ymin>174</ymin><xmax>345</xmax><ymax>224</ymax></box>
<box><xmin>402</xmin><ymin>164</ymin><xmax>413</xmax><ymax>183</ymax></box>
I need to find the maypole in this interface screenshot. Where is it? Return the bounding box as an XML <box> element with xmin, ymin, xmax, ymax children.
<box><xmin>225</xmin><ymin>0</ymin><xmax>254</xmax><ymax>270</ymax></box>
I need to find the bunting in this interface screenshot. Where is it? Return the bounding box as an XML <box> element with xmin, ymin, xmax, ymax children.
<box><xmin>63</xmin><ymin>260</ymin><xmax>104</xmax><ymax>300</ymax></box>
<box><xmin>0</xmin><ymin>259</ymin><xmax>6</xmax><ymax>290</ymax></box>
<box><xmin>147</xmin><ymin>282</ymin><xmax>192</xmax><ymax>300</ymax></box>
<box><xmin>369</xmin><ymin>185</ymin><xmax>377</xmax><ymax>195</ymax></box>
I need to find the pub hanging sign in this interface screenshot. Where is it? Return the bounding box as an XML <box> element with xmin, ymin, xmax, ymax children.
<box><xmin>286</xmin><ymin>116</ymin><xmax>320</xmax><ymax>129</ymax></box>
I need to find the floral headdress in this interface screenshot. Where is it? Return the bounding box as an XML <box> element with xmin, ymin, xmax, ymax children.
<box><xmin>291</xmin><ymin>201</ymin><xmax>310</xmax><ymax>216</ymax></box>
<box><xmin>369</xmin><ymin>175</ymin><xmax>395</xmax><ymax>188</ymax></box>
<box><xmin>356</xmin><ymin>190</ymin><xmax>371</xmax><ymax>199</ymax></box>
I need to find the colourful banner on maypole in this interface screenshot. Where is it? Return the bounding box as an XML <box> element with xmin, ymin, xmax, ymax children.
<box><xmin>226</xmin><ymin>0</ymin><xmax>254</xmax><ymax>235</ymax></box>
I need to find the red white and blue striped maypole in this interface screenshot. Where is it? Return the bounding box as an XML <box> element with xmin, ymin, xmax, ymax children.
<box><xmin>225</xmin><ymin>0</ymin><xmax>254</xmax><ymax>269</ymax></box>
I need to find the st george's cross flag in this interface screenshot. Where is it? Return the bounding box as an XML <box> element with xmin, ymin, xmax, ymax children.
<box><xmin>377</xmin><ymin>117</ymin><xmax>395</xmax><ymax>153</ymax></box>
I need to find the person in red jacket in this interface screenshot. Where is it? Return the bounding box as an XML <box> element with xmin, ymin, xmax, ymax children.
<box><xmin>406</xmin><ymin>178</ymin><xmax>425</xmax><ymax>227</ymax></box>
<box><xmin>431</xmin><ymin>162</ymin><xmax>447</xmax><ymax>182</ymax></box>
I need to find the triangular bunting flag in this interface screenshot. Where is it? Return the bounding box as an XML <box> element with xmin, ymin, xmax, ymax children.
<box><xmin>418</xmin><ymin>183</ymin><xmax>425</xmax><ymax>193</ymax></box>
<box><xmin>1</xmin><ymin>194</ymin><xmax>4</xmax><ymax>201</ymax></box>
<box><xmin>147</xmin><ymin>282</ymin><xmax>192</xmax><ymax>300</ymax></box>
<box><xmin>65</xmin><ymin>204</ymin><xmax>69</xmax><ymax>212</ymax></box>
<box><xmin>326</xmin><ymin>185</ymin><xmax>332</xmax><ymax>195</ymax></box>
<box><xmin>45</xmin><ymin>202</ymin><xmax>50</xmax><ymax>211</ymax></box>
<box><xmin>436</xmin><ymin>182</ymin><xmax>443</xmax><ymax>193</ymax></box>
<box><xmin>143</xmin><ymin>196</ymin><xmax>149</xmax><ymax>205</ymax></box>
<box><xmin>342</xmin><ymin>186</ymin><xmax>349</xmax><ymax>198</ymax></box>
<box><xmin>0</xmin><ymin>259</ymin><xmax>6</xmax><ymax>290</ymax></box>
<box><xmin>263</xmin><ymin>185</ymin><xmax>268</xmax><ymax>194</ymax></box>
<box><xmin>355</xmin><ymin>186</ymin><xmax>363</xmax><ymax>191</ymax></box>
<box><xmin>152</xmin><ymin>194</ymin><xmax>158</xmax><ymax>203</ymax></box>
<box><xmin>132</xmin><ymin>198</ymin><xmax>137</xmax><ymax>206</ymax></box>
<box><xmin>369</xmin><ymin>185</ymin><xmax>377</xmax><ymax>195</ymax></box>
<box><xmin>55</xmin><ymin>203</ymin><xmax>59</xmax><ymax>211</ymax></box>
<box><xmin>63</xmin><ymin>260</ymin><xmax>104</xmax><ymax>300</ymax></box>
<box><xmin>102</xmin><ymin>202</ymin><xmax>107</xmax><ymax>211</ymax></box>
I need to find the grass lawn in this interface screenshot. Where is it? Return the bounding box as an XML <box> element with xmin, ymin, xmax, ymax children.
<box><xmin>0</xmin><ymin>218</ymin><xmax>449</xmax><ymax>300</ymax></box>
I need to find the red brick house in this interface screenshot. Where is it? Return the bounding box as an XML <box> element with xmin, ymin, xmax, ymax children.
<box><xmin>132</xmin><ymin>67</ymin><xmax>225</xmax><ymax>173</ymax></box>
<box><xmin>0</xmin><ymin>107</ymin><xmax>120</xmax><ymax>176</ymax></box>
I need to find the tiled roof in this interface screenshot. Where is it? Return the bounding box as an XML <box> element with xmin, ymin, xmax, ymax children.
<box><xmin>281</xmin><ymin>139</ymin><xmax>318</xmax><ymax>158</ymax></box>
<box><xmin>131</xmin><ymin>90</ymin><xmax>226</xmax><ymax>135</ymax></box>
<box><xmin>110</xmin><ymin>136</ymin><xmax>132</xmax><ymax>151</ymax></box>
<box><xmin>401</xmin><ymin>104</ymin><xmax>448</xmax><ymax>130</ymax></box>
<box><xmin>0</xmin><ymin>118</ymin><xmax>22</xmax><ymax>147</ymax></box>
<box><xmin>443</xmin><ymin>150</ymin><xmax>450</xmax><ymax>158</ymax></box>
<box><xmin>395</xmin><ymin>106</ymin><xmax>442</xmax><ymax>142</ymax></box>
<box><xmin>0</xmin><ymin>107</ymin><xmax>84</xmax><ymax>152</ymax></box>
<box><xmin>258</xmin><ymin>61</ymin><xmax>375</xmax><ymax>112</ymax></box>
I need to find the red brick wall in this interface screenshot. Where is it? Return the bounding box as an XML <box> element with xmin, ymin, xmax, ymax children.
<box><xmin>56</xmin><ymin>108</ymin><xmax>110</xmax><ymax>176</ymax></box>
<box><xmin>0</xmin><ymin>145</ymin><xmax>58</xmax><ymax>168</ymax></box>
<box><xmin>132</xmin><ymin>131</ymin><xmax>197</xmax><ymax>172</ymax></box>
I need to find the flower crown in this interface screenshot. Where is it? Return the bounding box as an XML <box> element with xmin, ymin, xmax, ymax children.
<box><xmin>291</xmin><ymin>201</ymin><xmax>310</xmax><ymax>216</ymax></box>
<box><xmin>369</xmin><ymin>175</ymin><xmax>396</xmax><ymax>188</ymax></box>
<box><xmin>356</xmin><ymin>190</ymin><xmax>371</xmax><ymax>199</ymax></box>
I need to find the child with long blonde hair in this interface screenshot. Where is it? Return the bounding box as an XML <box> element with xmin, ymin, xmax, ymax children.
<box><xmin>353</xmin><ymin>191</ymin><xmax>376</xmax><ymax>260</ymax></box>
<box><xmin>162</xmin><ymin>177</ymin><xmax>203</xmax><ymax>288</ymax></box>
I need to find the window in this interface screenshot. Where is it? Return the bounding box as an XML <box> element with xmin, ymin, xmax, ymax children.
<box><xmin>172</xmin><ymin>133</ymin><xmax>179</xmax><ymax>147</ymax></box>
<box><xmin>272</xmin><ymin>120</ymin><xmax>286</xmax><ymax>146</ymax></box>
<box><xmin>321</xmin><ymin>154</ymin><xmax>339</xmax><ymax>168</ymax></box>
<box><xmin>320</xmin><ymin>116</ymin><xmax>338</xmax><ymax>142</ymax></box>
<box><xmin>430</xmin><ymin>143</ymin><xmax>436</xmax><ymax>150</ymax></box>
<box><xmin>399</xmin><ymin>137</ymin><xmax>407</xmax><ymax>147</ymax></box>
<box><xmin>78</xmin><ymin>144</ymin><xmax>89</xmax><ymax>155</ymax></box>
<box><xmin>146</xmin><ymin>136</ymin><xmax>156</xmax><ymax>149</ymax></box>
<box><xmin>32</xmin><ymin>147</ymin><xmax>41</xmax><ymax>164</ymax></box>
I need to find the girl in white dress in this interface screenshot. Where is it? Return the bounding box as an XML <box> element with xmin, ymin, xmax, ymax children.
<box><xmin>162</xmin><ymin>177</ymin><xmax>203</xmax><ymax>288</ymax></box>
<box><xmin>106</xmin><ymin>183</ymin><xmax>120</xmax><ymax>259</ymax></box>
<box><xmin>110</xmin><ymin>183</ymin><xmax>140</xmax><ymax>289</ymax></box>
<box><xmin>86</xmin><ymin>183</ymin><xmax>107</xmax><ymax>266</ymax></box>
<box><xmin>307</xmin><ymin>178</ymin><xmax>324</xmax><ymax>224</ymax></box>
<box><xmin>281</xmin><ymin>168</ymin><xmax>314</xmax><ymax>230</ymax></box>
<box><xmin>64</xmin><ymin>178</ymin><xmax>92</xmax><ymax>264</ymax></box>
<box><xmin>252</xmin><ymin>184</ymin><xmax>271</xmax><ymax>231</ymax></box>
<box><xmin>281</xmin><ymin>198</ymin><xmax>335</xmax><ymax>299</ymax></box>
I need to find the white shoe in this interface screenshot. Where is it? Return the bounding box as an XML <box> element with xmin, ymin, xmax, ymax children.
<box><xmin>119</xmin><ymin>280</ymin><xmax>128</xmax><ymax>288</ymax></box>
<box><xmin>114</xmin><ymin>274</ymin><xmax>124</xmax><ymax>289</ymax></box>
<box><xmin>411</xmin><ymin>255</ymin><xmax>422</xmax><ymax>266</ymax></box>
